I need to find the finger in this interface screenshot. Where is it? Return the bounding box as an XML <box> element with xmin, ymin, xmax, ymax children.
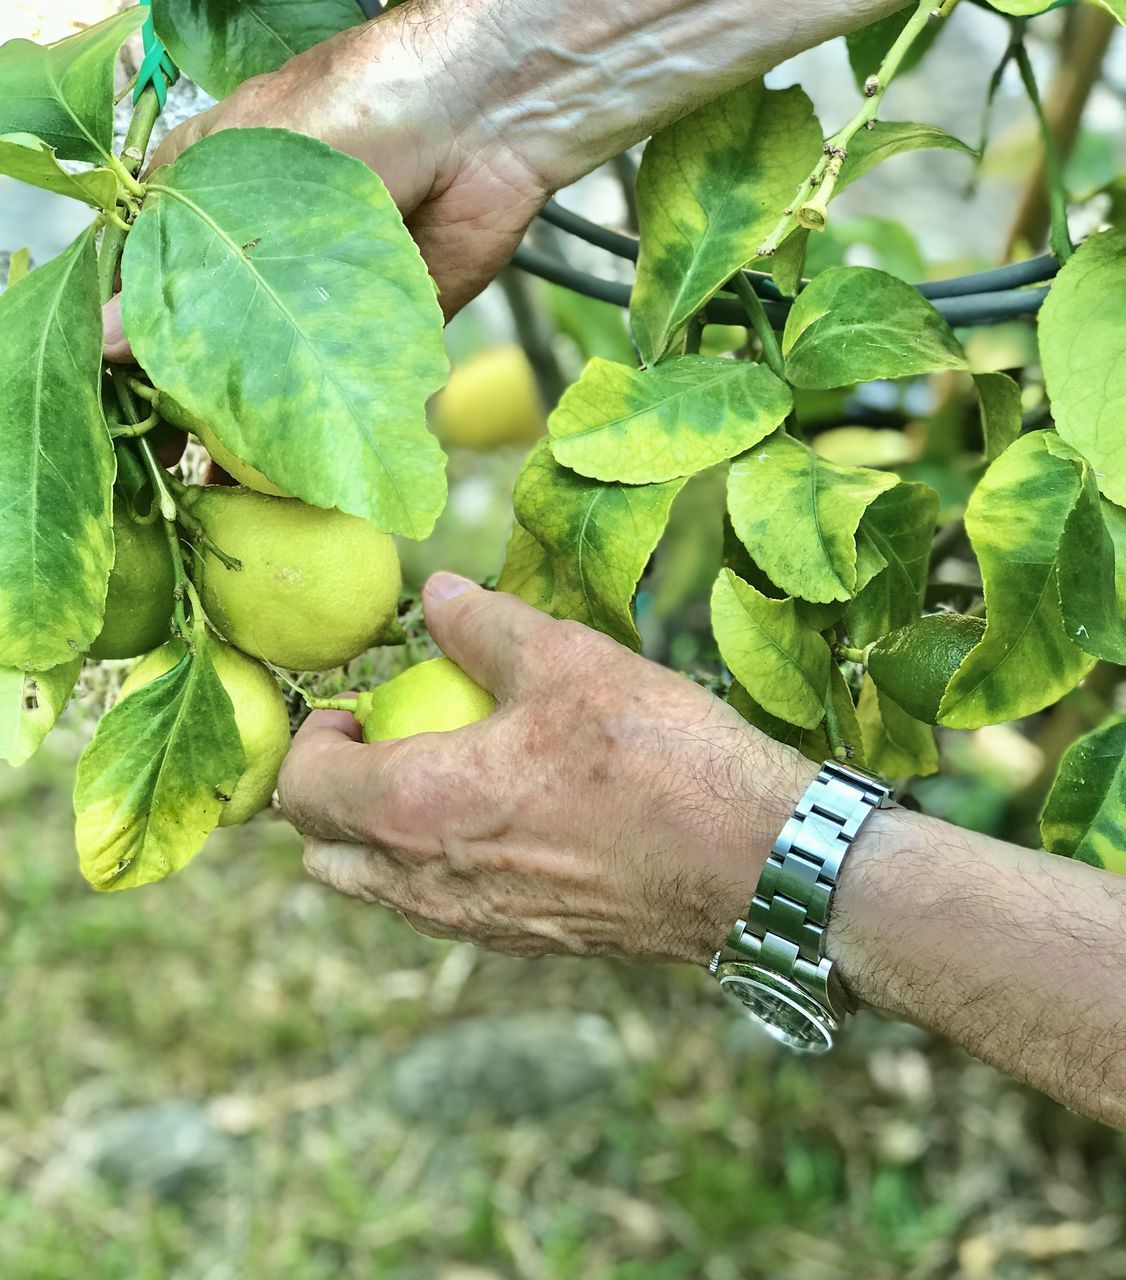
<box><xmin>422</xmin><ymin>572</ymin><xmax>554</xmax><ymax>699</ymax></box>
<box><xmin>278</xmin><ymin>709</ymin><xmax>384</xmax><ymax>843</ymax></box>
<box><xmin>302</xmin><ymin>838</ymin><xmax>411</xmax><ymax>906</ymax></box>
<box><xmin>102</xmin><ymin>295</ymin><xmax>132</xmax><ymax>362</ymax></box>
<box><xmin>280</xmin><ymin>707</ymin><xmax>480</xmax><ymax>847</ymax></box>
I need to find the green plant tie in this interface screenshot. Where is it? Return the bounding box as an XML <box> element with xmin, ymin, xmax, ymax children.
<box><xmin>133</xmin><ymin>1</ymin><xmax>179</xmax><ymax>111</ymax></box>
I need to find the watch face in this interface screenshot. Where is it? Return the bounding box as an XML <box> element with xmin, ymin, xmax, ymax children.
<box><xmin>718</xmin><ymin>966</ymin><xmax>836</xmax><ymax>1053</ymax></box>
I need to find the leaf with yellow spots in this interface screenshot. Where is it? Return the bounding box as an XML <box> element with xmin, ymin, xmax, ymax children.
<box><xmin>0</xmin><ymin>224</ymin><xmax>114</xmax><ymax>671</ymax></box>
<box><xmin>74</xmin><ymin>636</ymin><xmax>244</xmax><ymax>892</ymax></box>
<box><xmin>122</xmin><ymin>128</ymin><xmax>449</xmax><ymax>540</ymax></box>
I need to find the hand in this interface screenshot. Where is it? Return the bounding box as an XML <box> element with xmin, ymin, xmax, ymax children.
<box><xmin>103</xmin><ymin>7</ymin><xmax>550</xmax><ymax>359</ymax></box>
<box><xmin>279</xmin><ymin>572</ymin><xmax>816</xmax><ymax>965</ymax></box>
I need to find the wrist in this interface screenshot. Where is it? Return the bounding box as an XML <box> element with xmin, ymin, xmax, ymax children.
<box><xmin>826</xmin><ymin>804</ymin><xmax>944</xmax><ymax>1018</ymax></box>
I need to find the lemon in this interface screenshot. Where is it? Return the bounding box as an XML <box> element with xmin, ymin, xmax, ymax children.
<box><xmin>431</xmin><ymin>344</ymin><xmax>545</xmax><ymax>450</ymax></box>
<box><xmin>120</xmin><ymin>638</ymin><xmax>290</xmax><ymax>825</ymax></box>
<box><xmin>867</xmin><ymin>613</ymin><xmax>985</xmax><ymax>724</ymax></box>
<box><xmin>89</xmin><ymin>493</ymin><xmax>176</xmax><ymax>659</ymax></box>
<box><xmin>152</xmin><ymin>391</ymin><xmax>289</xmax><ymax>496</ymax></box>
<box><xmin>355</xmin><ymin>657</ymin><xmax>495</xmax><ymax>742</ymax></box>
<box><xmin>186</xmin><ymin>487</ymin><xmax>401</xmax><ymax>671</ymax></box>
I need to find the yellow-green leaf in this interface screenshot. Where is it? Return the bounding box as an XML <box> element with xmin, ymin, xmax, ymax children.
<box><xmin>0</xmin><ymin>9</ymin><xmax>144</xmax><ymax>163</ymax></box>
<box><xmin>631</xmin><ymin>82</ymin><xmax>822</xmax><ymax>365</ymax></box>
<box><xmin>122</xmin><ymin>128</ymin><xmax>448</xmax><ymax>539</ymax></box>
<box><xmin>728</xmin><ymin>429</ymin><xmax>897</xmax><ymax>604</ymax></box>
<box><xmin>0</xmin><ymin>132</ymin><xmax>117</xmax><ymax>207</ymax></box>
<box><xmin>1039</xmin><ymin>230</ymin><xmax>1126</xmax><ymax>506</ymax></box>
<box><xmin>1041</xmin><ymin>717</ymin><xmax>1126</xmax><ymax>875</ymax></box>
<box><xmin>549</xmin><ymin>356</ymin><xmax>791</xmax><ymax>484</ymax></box>
<box><xmin>509</xmin><ymin>442</ymin><xmax>684</xmax><ymax>650</ymax></box>
<box><xmin>0</xmin><ymin>226</ymin><xmax>114</xmax><ymax>671</ymax></box>
<box><xmin>0</xmin><ymin>657</ymin><xmax>82</xmax><ymax>768</ymax></box>
<box><xmin>74</xmin><ymin>638</ymin><xmax>245</xmax><ymax>892</ymax></box>
<box><xmin>974</xmin><ymin>371</ymin><xmax>1023</xmax><ymax>462</ymax></box>
<box><xmin>938</xmin><ymin>433</ymin><xmax>1095</xmax><ymax>729</ymax></box>
<box><xmin>847</xmin><ymin>482</ymin><xmax>939</xmax><ymax>648</ymax></box>
<box><xmin>857</xmin><ymin>677</ymin><xmax>939</xmax><ymax>778</ymax></box>
<box><xmin>729</xmin><ymin>665</ymin><xmax>864</xmax><ymax>766</ymax></box>
<box><xmin>782</xmin><ymin>266</ymin><xmax>967</xmax><ymax>390</ymax></box>
<box><xmin>711</xmin><ymin>568</ymin><xmax>830</xmax><ymax>729</ymax></box>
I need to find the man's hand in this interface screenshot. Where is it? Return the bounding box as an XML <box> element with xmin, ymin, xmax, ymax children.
<box><xmin>279</xmin><ymin>573</ymin><xmax>815</xmax><ymax>965</ymax></box>
<box><xmin>102</xmin><ymin>6</ymin><xmax>551</xmax><ymax>360</ymax></box>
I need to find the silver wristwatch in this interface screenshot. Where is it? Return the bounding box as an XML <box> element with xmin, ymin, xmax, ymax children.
<box><xmin>710</xmin><ymin>760</ymin><xmax>893</xmax><ymax>1053</ymax></box>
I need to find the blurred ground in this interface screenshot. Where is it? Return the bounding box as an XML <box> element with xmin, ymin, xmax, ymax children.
<box><xmin>4</xmin><ymin>730</ymin><xmax>1126</xmax><ymax>1280</ymax></box>
<box><xmin>3</xmin><ymin>7</ymin><xmax>1126</xmax><ymax>1278</ymax></box>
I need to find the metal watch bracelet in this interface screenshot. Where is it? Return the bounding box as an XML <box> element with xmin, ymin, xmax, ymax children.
<box><xmin>710</xmin><ymin>760</ymin><xmax>893</xmax><ymax>1054</ymax></box>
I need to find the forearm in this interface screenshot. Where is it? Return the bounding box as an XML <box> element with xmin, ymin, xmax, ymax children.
<box><xmin>397</xmin><ymin>0</ymin><xmax>907</xmax><ymax>191</ymax></box>
<box><xmin>830</xmin><ymin>806</ymin><xmax>1126</xmax><ymax>1127</ymax></box>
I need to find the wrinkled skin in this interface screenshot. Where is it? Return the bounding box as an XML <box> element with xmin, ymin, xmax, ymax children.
<box><xmin>280</xmin><ymin>574</ymin><xmax>815</xmax><ymax>964</ymax></box>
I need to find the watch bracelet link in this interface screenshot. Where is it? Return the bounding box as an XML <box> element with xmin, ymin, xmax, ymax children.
<box><xmin>710</xmin><ymin>760</ymin><xmax>893</xmax><ymax>1028</ymax></box>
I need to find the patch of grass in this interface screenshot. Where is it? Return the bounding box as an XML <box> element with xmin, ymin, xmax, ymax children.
<box><xmin>3</xmin><ymin>725</ymin><xmax>1126</xmax><ymax>1279</ymax></box>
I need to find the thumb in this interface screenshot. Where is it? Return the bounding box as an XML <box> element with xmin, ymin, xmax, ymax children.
<box><xmin>422</xmin><ymin>572</ymin><xmax>551</xmax><ymax>699</ymax></box>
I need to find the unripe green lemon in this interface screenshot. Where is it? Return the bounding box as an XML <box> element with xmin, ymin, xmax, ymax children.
<box><xmin>120</xmin><ymin>638</ymin><xmax>290</xmax><ymax>825</ymax></box>
<box><xmin>355</xmin><ymin>657</ymin><xmax>495</xmax><ymax>742</ymax></box>
<box><xmin>867</xmin><ymin>613</ymin><xmax>986</xmax><ymax>724</ymax></box>
<box><xmin>431</xmin><ymin>344</ymin><xmax>545</xmax><ymax>450</ymax></box>
<box><xmin>186</xmin><ymin>487</ymin><xmax>401</xmax><ymax>671</ymax></box>
<box><xmin>151</xmin><ymin>391</ymin><xmax>289</xmax><ymax>496</ymax></box>
<box><xmin>89</xmin><ymin>493</ymin><xmax>176</xmax><ymax>659</ymax></box>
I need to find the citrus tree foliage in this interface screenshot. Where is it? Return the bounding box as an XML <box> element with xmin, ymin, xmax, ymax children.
<box><xmin>2</xmin><ymin>0</ymin><xmax>1126</xmax><ymax>894</ymax></box>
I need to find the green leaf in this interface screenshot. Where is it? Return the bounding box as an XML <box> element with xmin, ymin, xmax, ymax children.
<box><xmin>74</xmin><ymin>638</ymin><xmax>245</xmax><ymax>892</ymax></box>
<box><xmin>496</xmin><ymin>521</ymin><xmax>555</xmax><ymax>612</ymax></box>
<box><xmin>153</xmin><ymin>0</ymin><xmax>364</xmax><ymax>99</ymax></box>
<box><xmin>0</xmin><ymin>657</ymin><xmax>82</xmax><ymax>768</ymax></box>
<box><xmin>1094</xmin><ymin>0</ymin><xmax>1125</xmax><ymax>22</ymax></box>
<box><xmin>974</xmin><ymin>371</ymin><xmax>1023</xmax><ymax>461</ymax></box>
<box><xmin>0</xmin><ymin>133</ymin><xmax>117</xmax><ymax>207</ymax></box>
<box><xmin>1041</xmin><ymin>717</ymin><xmax>1126</xmax><ymax>874</ymax></box>
<box><xmin>1104</xmin><ymin>499</ymin><xmax>1126</xmax><ymax>616</ymax></box>
<box><xmin>857</xmin><ymin>677</ymin><xmax>939</xmax><ymax>778</ymax></box>
<box><xmin>938</xmin><ymin>433</ymin><xmax>1095</xmax><ymax>729</ymax></box>
<box><xmin>122</xmin><ymin>128</ymin><xmax>448</xmax><ymax>539</ymax></box>
<box><xmin>711</xmin><ymin>568</ymin><xmax>830</xmax><ymax>729</ymax></box>
<box><xmin>1047</xmin><ymin>438</ymin><xmax>1126</xmax><ymax>664</ymax></box>
<box><xmin>631</xmin><ymin>82</ymin><xmax>822</xmax><ymax>365</ymax></box>
<box><xmin>987</xmin><ymin>1</ymin><xmax>1065</xmax><ymax>18</ymax></box>
<box><xmin>0</xmin><ymin>226</ymin><xmax>114</xmax><ymax>671</ymax></box>
<box><xmin>0</xmin><ymin>8</ymin><xmax>145</xmax><ymax>163</ymax></box>
<box><xmin>782</xmin><ymin>267</ymin><xmax>967</xmax><ymax>390</ymax></box>
<box><xmin>770</xmin><ymin>230</ymin><xmax>809</xmax><ymax>297</ymax></box>
<box><xmin>846</xmin><ymin>14</ymin><xmax>942</xmax><ymax>88</ymax></box>
<box><xmin>836</xmin><ymin>123</ymin><xmax>977</xmax><ymax>196</ymax></box>
<box><xmin>1039</xmin><ymin>230</ymin><xmax>1126</xmax><ymax>505</ymax></box>
<box><xmin>548</xmin><ymin>356</ymin><xmax>791</xmax><ymax>485</ymax></box>
<box><xmin>728</xmin><ymin>429</ymin><xmax>897</xmax><ymax>604</ymax></box>
<box><xmin>508</xmin><ymin>442</ymin><xmax>684</xmax><ymax>650</ymax></box>
<box><xmin>729</xmin><ymin>666</ymin><xmax>863</xmax><ymax>766</ymax></box>
<box><xmin>846</xmin><ymin>482</ymin><xmax>939</xmax><ymax>648</ymax></box>
<box><xmin>6</xmin><ymin>247</ymin><xmax>30</xmax><ymax>288</ymax></box>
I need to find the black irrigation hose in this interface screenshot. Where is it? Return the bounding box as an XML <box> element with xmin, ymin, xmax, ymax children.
<box><xmin>529</xmin><ymin>198</ymin><xmax>1059</xmax><ymax>325</ymax></box>
<box><xmin>513</xmin><ymin>244</ymin><xmax>1052</xmax><ymax>329</ymax></box>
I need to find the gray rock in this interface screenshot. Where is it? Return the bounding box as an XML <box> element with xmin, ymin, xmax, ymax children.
<box><xmin>389</xmin><ymin>1012</ymin><xmax>627</xmax><ymax>1124</ymax></box>
<box><xmin>90</xmin><ymin>1101</ymin><xmax>232</xmax><ymax>1196</ymax></box>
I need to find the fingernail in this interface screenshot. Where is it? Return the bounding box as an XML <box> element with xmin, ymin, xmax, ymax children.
<box><xmin>425</xmin><ymin>572</ymin><xmax>475</xmax><ymax>602</ymax></box>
